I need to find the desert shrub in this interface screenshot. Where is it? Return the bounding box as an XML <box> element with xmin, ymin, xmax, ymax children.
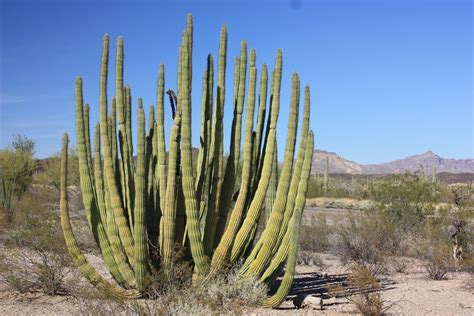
<box><xmin>415</xmin><ymin>205</ymin><xmax>473</xmax><ymax>278</ymax></box>
<box><xmin>448</xmin><ymin>183</ymin><xmax>474</xmax><ymax>207</ymax></box>
<box><xmin>306</xmin><ymin>175</ymin><xmax>321</xmax><ymax>198</ymax></box>
<box><xmin>388</xmin><ymin>256</ymin><xmax>409</xmax><ymax>274</ymax></box>
<box><xmin>327</xmin><ymin>264</ymin><xmax>390</xmax><ymax>315</ymax></box>
<box><xmin>415</xmin><ymin>219</ymin><xmax>454</xmax><ymax>280</ymax></box>
<box><xmin>297</xmin><ymin>251</ymin><xmax>325</xmax><ymax>267</ymax></box>
<box><xmin>35</xmin><ymin>147</ymin><xmax>80</xmax><ymax>190</ymax></box>
<box><xmin>300</xmin><ymin>213</ymin><xmax>331</xmax><ymax>252</ymax></box>
<box><xmin>204</xmin><ymin>266</ymin><xmax>268</xmax><ymax>307</ymax></box>
<box><xmin>1</xmin><ymin>229</ymin><xmax>70</xmax><ymax>294</ymax></box>
<box><xmin>132</xmin><ymin>262</ymin><xmax>266</xmax><ymax>314</ymax></box>
<box><xmin>369</xmin><ymin>173</ymin><xmax>435</xmax><ymax>236</ymax></box>
<box><xmin>0</xmin><ymin>135</ymin><xmax>36</xmax><ymax>224</ymax></box>
<box><xmin>0</xmin><ymin>195</ymin><xmax>71</xmax><ymax>294</ymax></box>
<box><xmin>333</xmin><ymin>213</ymin><xmax>401</xmax><ymax>275</ymax></box>
<box><xmin>347</xmin><ymin>265</ymin><xmax>389</xmax><ymax>316</ymax></box>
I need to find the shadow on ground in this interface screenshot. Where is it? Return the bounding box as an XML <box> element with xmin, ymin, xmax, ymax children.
<box><xmin>273</xmin><ymin>271</ymin><xmax>397</xmax><ymax>310</ymax></box>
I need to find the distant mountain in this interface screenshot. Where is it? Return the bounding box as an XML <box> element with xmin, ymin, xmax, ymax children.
<box><xmin>312</xmin><ymin>150</ymin><xmax>474</xmax><ymax>175</ymax></box>
<box><xmin>311</xmin><ymin>150</ymin><xmax>363</xmax><ymax>174</ymax></box>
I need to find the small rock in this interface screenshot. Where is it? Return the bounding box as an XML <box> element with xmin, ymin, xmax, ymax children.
<box><xmin>293</xmin><ymin>294</ymin><xmax>322</xmax><ymax>310</ymax></box>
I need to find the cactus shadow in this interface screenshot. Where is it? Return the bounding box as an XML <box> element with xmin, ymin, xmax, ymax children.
<box><xmin>275</xmin><ymin>271</ymin><xmax>397</xmax><ymax>310</ymax></box>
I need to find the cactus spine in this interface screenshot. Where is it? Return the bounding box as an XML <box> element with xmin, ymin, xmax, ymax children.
<box><xmin>60</xmin><ymin>15</ymin><xmax>314</xmax><ymax>308</ymax></box>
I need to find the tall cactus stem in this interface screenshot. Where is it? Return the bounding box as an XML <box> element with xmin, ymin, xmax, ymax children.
<box><xmin>203</xmin><ymin>25</ymin><xmax>227</xmax><ymax>254</ymax></box>
<box><xmin>60</xmin><ymin>133</ymin><xmax>138</xmax><ymax>298</ymax></box>
<box><xmin>261</xmin><ymin>131</ymin><xmax>314</xmax><ymax>307</ymax></box>
<box><xmin>99</xmin><ymin>35</ymin><xmax>135</xmax><ymax>265</ymax></box>
<box><xmin>134</xmin><ymin>99</ymin><xmax>150</xmax><ymax>291</ymax></box>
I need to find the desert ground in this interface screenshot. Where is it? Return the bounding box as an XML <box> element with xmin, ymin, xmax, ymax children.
<box><xmin>1</xmin><ymin>206</ymin><xmax>472</xmax><ymax>315</ymax></box>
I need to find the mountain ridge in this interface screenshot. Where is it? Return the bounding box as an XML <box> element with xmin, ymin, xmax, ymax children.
<box><xmin>312</xmin><ymin>150</ymin><xmax>474</xmax><ymax>175</ymax></box>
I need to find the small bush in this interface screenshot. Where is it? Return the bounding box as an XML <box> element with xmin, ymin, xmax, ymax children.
<box><xmin>204</xmin><ymin>267</ymin><xmax>268</xmax><ymax>307</ymax></box>
<box><xmin>1</xmin><ymin>247</ymin><xmax>70</xmax><ymax>295</ymax></box>
<box><xmin>347</xmin><ymin>265</ymin><xmax>388</xmax><ymax>316</ymax></box>
<box><xmin>35</xmin><ymin>147</ymin><xmax>80</xmax><ymax>190</ymax></box>
<box><xmin>416</xmin><ymin>222</ymin><xmax>454</xmax><ymax>280</ymax></box>
<box><xmin>333</xmin><ymin>213</ymin><xmax>401</xmax><ymax>275</ymax></box>
<box><xmin>0</xmin><ymin>135</ymin><xmax>36</xmax><ymax>225</ymax></box>
<box><xmin>297</xmin><ymin>251</ymin><xmax>325</xmax><ymax>268</ymax></box>
<box><xmin>0</xmin><ymin>202</ymin><xmax>71</xmax><ymax>295</ymax></box>
<box><xmin>389</xmin><ymin>256</ymin><xmax>409</xmax><ymax>274</ymax></box>
<box><xmin>300</xmin><ymin>213</ymin><xmax>330</xmax><ymax>252</ymax></box>
<box><xmin>369</xmin><ymin>173</ymin><xmax>435</xmax><ymax>236</ymax></box>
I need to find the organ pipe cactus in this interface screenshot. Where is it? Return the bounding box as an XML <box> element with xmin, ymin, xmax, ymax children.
<box><xmin>60</xmin><ymin>14</ymin><xmax>314</xmax><ymax>307</ymax></box>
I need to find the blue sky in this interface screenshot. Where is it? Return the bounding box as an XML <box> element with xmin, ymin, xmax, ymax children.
<box><xmin>0</xmin><ymin>0</ymin><xmax>472</xmax><ymax>163</ymax></box>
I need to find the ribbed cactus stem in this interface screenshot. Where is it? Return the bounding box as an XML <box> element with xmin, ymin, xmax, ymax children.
<box><xmin>120</xmin><ymin>84</ymin><xmax>135</xmax><ymax>227</ymax></box>
<box><xmin>75</xmin><ymin>77</ymin><xmax>97</xmax><ymax>237</ymax></box>
<box><xmin>110</xmin><ymin>97</ymin><xmax>119</xmax><ymax>177</ymax></box>
<box><xmin>125</xmin><ymin>85</ymin><xmax>133</xmax><ymax>166</ymax></box>
<box><xmin>252</xmin><ymin>64</ymin><xmax>268</xmax><ymax>190</ymax></box>
<box><xmin>60</xmin><ymin>133</ymin><xmax>139</xmax><ymax>299</ymax></box>
<box><xmin>115</xmin><ymin>37</ymin><xmax>134</xmax><ymax>228</ymax></box>
<box><xmin>213</xmin><ymin>42</ymin><xmax>247</xmax><ymax>246</ymax></box>
<box><xmin>156</xmin><ymin>64</ymin><xmax>167</xmax><ymax>217</ymax></box>
<box><xmin>179</xmin><ymin>30</ymin><xmax>210</xmax><ymax>276</ymax></box>
<box><xmin>63</xmin><ymin>16</ymin><xmax>314</xmax><ymax>307</ymax></box>
<box><xmin>83</xmin><ymin>104</ymin><xmax>93</xmax><ymax>175</ymax></box>
<box><xmin>161</xmin><ymin>107</ymin><xmax>182</xmax><ymax>272</ymax></box>
<box><xmin>146</xmin><ymin>105</ymin><xmax>155</xmax><ymax>203</ymax></box>
<box><xmin>211</xmin><ymin>48</ymin><xmax>256</xmax><ymax>270</ymax></box>
<box><xmin>262</xmin><ymin>131</ymin><xmax>314</xmax><ymax>307</ymax></box>
<box><xmin>134</xmin><ymin>99</ymin><xmax>150</xmax><ymax>291</ymax></box>
<box><xmin>99</xmin><ymin>35</ymin><xmax>135</xmax><ymax>265</ymax></box>
<box><xmin>93</xmin><ymin>123</ymin><xmax>108</xmax><ymax>231</ymax></box>
<box><xmin>272</xmin><ymin>85</ymin><xmax>311</xmax><ymax>253</ymax></box>
<box><xmin>265</xmin><ymin>146</ymin><xmax>278</xmax><ymax>220</ymax></box>
<box><xmin>244</xmin><ymin>73</ymin><xmax>300</xmax><ymax>278</ymax></box>
<box><xmin>198</xmin><ymin>56</ymin><xmax>214</xmax><ymax>221</ymax></box>
<box><xmin>230</xmin><ymin>49</ymin><xmax>282</xmax><ymax>262</ymax></box>
<box><xmin>203</xmin><ymin>25</ymin><xmax>227</xmax><ymax>254</ymax></box>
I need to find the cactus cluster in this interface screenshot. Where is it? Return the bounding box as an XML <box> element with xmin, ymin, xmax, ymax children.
<box><xmin>60</xmin><ymin>14</ymin><xmax>314</xmax><ymax>307</ymax></box>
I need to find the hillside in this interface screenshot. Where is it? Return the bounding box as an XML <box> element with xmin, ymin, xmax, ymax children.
<box><xmin>312</xmin><ymin>150</ymin><xmax>474</xmax><ymax>175</ymax></box>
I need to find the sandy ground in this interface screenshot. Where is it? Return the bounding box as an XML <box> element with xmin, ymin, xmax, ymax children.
<box><xmin>0</xmin><ymin>251</ymin><xmax>472</xmax><ymax>315</ymax></box>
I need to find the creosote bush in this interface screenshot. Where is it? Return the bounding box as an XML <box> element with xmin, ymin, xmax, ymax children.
<box><xmin>59</xmin><ymin>14</ymin><xmax>314</xmax><ymax>308</ymax></box>
<box><xmin>0</xmin><ymin>210</ymin><xmax>71</xmax><ymax>295</ymax></box>
<box><xmin>346</xmin><ymin>265</ymin><xmax>389</xmax><ymax>316</ymax></box>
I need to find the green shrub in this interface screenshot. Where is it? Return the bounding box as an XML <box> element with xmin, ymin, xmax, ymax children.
<box><xmin>369</xmin><ymin>173</ymin><xmax>435</xmax><ymax>236</ymax></box>
<box><xmin>35</xmin><ymin>147</ymin><xmax>80</xmax><ymax>190</ymax></box>
<box><xmin>333</xmin><ymin>213</ymin><xmax>401</xmax><ymax>275</ymax></box>
<box><xmin>0</xmin><ymin>135</ymin><xmax>36</xmax><ymax>224</ymax></box>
